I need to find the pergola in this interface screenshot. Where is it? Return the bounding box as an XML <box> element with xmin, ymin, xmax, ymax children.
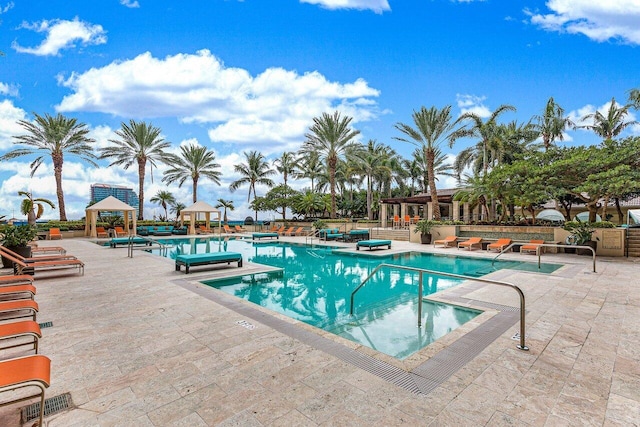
<box><xmin>84</xmin><ymin>196</ymin><xmax>137</xmax><ymax>238</ymax></box>
<box><xmin>180</xmin><ymin>201</ymin><xmax>221</xmax><ymax>235</ymax></box>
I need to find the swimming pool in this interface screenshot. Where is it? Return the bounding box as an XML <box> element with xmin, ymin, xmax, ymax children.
<box><xmin>157</xmin><ymin>238</ymin><xmax>560</xmax><ymax>359</ymax></box>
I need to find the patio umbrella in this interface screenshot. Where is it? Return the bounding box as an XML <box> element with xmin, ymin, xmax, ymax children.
<box><xmin>536</xmin><ymin>209</ymin><xmax>565</xmax><ymax>222</ymax></box>
<box><xmin>574</xmin><ymin>212</ymin><xmax>602</xmax><ymax>222</ymax></box>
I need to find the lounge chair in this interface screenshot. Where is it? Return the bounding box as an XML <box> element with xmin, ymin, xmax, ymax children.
<box><xmin>0</xmin><ymin>246</ymin><xmax>77</xmax><ymax>263</ymax></box>
<box><xmin>175</xmin><ymin>252</ymin><xmax>243</xmax><ymax>274</ymax></box>
<box><xmin>0</xmin><ymin>249</ymin><xmax>84</xmax><ymax>276</ymax></box>
<box><xmin>0</xmin><ymin>284</ymin><xmax>37</xmax><ymax>300</ymax></box>
<box><xmin>279</xmin><ymin>227</ymin><xmax>294</xmax><ymax>235</ymax></box>
<box><xmin>30</xmin><ymin>246</ymin><xmax>67</xmax><ymax>255</ymax></box>
<box><xmin>48</xmin><ymin>228</ymin><xmax>62</xmax><ymax>240</ymax></box>
<box><xmin>458</xmin><ymin>237</ymin><xmax>483</xmax><ymax>251</ymax></box>
<box><xmin>0</xmin><ymin>275</ymin><xmax>34</xmax><ymax>286</ymax></box>
<box><xmin>0</xmin><ymin>355</ymin><xmax>51</xmax><ymax>427</ymax></box>
<box><xmin>0</xmin><ymin>299</ymin><xmax>39</xmax><ymax>321</ymax></box>
<box><xmin>223</xmin><ymin>225</ymin><xmax>236</xmax><ymax>234</ymax></box>
<box><xmin>433</xmin><ymin>236</ymin><xmax>458</xmax><ymax>248</ymax></box>
<box><xmin>521</xmin><ymin>239</ymin><xmax>545</xmax><ymax>254</ymax></box>
<box><xmin>487</xmin><ymin>238</ymin><xmax>512</xmax><ymax>252</ymax></box>
<box><xmin>252</xmin><ymin>232</ymin><xmax>279</xmax><ymax>240</ymax></box>
<box><xmin>0</xmin><ymin>320</ymin><xmax>42</xmax><ymax>354</ymax></box>
<box><xmin>95</xmin><ymin>226</ymin><xmax>109</xmax><ymax>238</ymax></box>
<box><xmin>287</xmin><ymin>227</ymin><xmax>304</xmax><ymax>236</ymax></box>
<box><xmin>234</xmin><ymin>225</ymin><xmax>247</xmax><ymax>233</ymax></box>
<box><xmin>197</xmin><ymin>225</ymin><xmax>212</xmax><ymax>234</ymax></box>
<box><xmin>114</xmin><ymin>226</ymin><xmax>127</xmax><ymax>237</ymax></box>
<box><xmin>356</xmin><ymin>239</ymin><xmax>392</xmax><ymax>251</ymax></box>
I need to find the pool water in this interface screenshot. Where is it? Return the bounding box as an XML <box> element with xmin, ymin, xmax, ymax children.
<box><xmin>156</xmin><ymin>238</ymin><xmax>560</xmax><ymax>359</ymax></box>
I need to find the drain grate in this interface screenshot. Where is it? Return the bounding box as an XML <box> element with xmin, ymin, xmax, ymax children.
<box><xmin>38</xmin><ymin>321</ymin><xmax>53</xmax><ymax>329</ymax></box>
<box><xmin>21</xmin><ymin>392</ymin><xmax>73</xmax><ymax>422</ymax></box>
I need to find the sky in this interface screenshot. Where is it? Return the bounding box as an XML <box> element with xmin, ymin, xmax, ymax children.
<box><xmin>0</xmin><ymin>0</ymin><xmax>639</xmax><ymax>222</ymax></box>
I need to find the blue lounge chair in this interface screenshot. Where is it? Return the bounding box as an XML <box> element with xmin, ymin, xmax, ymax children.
<box><xmin>109</xmin><ymin>237</ymin><xmax>152</xmax><ymax>248</ymax></box>
<box><xmin>356</xmin><ymin>240</ymin><xmax>392</xmax><ymax>251</ymax></box>
<box><xmin>175</xmin><ymin>252</ymin><xmax>243</xmax><ymax>274</ymax></box>
<box><xmin>252</xmin><ymin>232</ymin><xmax>279</xmax><ymax>240</ymax></box>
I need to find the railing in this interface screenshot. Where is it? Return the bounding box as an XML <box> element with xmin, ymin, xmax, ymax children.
<box><xmin>127</xmin><ymin>235</ymin><xmax>171</xmax><ymax>258</ymax></box>
<box><xmin>491</xmin><ymin>242</ymin><xmax>597</xmax><ymax>273</ymax></box>
<box><xmin>349</xmin><ymin>263</ymin><xmax>529</xmax><ymax>351</ymax></box>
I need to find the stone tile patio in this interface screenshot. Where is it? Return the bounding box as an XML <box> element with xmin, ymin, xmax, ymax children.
<box><xmin>1</xmin><ymin>236</ymin><xmax>639</xmax><ymax>426</ymax></box>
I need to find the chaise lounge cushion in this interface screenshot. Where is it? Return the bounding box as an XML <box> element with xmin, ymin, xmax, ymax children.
<box><xmin>356</xmin><ymin>239</ymin><xmax>392</xmax><ymax>251</ymax></box>
<box><xmin>175</xmin><ymin>252</ymin><xmax>243</xmax><ymax>273</ymax></box>
<box><xmin>252</xmin><ymin>232</ymin><xmax>279</xmax><ymax>240</ymax></box>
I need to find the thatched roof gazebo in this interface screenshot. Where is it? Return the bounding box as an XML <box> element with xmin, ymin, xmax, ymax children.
<box><xmin>85</xmin><ymin>196</ymin><xmax>137</xmax><ymax>238</ymax></box>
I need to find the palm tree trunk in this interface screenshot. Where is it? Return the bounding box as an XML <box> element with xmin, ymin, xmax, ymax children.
<box><xmin>137</xmin><ymin>159</ymin><xmax>146</xmax><ymax>220</ymax></box>
<box><xmin>53</xmin><ymin>155</ymin><xmax>67</xmax><ymax>221</ymax></box>
<box><xmin>329</xmin><ymin>156</ymin><xmax>337</xmax><ymax>219</ymax></box>
<box><xmin>426</xmin><ymin>148</ymin><xmax>441</xmax><ymax>220</ymax></box>
<box><xmin>367</xmin><ymin>175</ymin><xmax>373</xmax><ymax>220</ymax></box>
<box><xmin>192</xmin><ymin>178</ymin><xmax>198</xmax><ymax>203</ymax></box>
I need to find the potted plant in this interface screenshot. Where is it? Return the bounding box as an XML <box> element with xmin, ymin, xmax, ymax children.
<box><xmin>414</xmin><ymin>219</ymin><xmax>437</xmax><ymax>244</ymax></box>
<box><xmin>1</xmin><ymin>224</ymin><xmax>38</xmax><ymax>267</ymax></box>
<box><xmin>563</xmin><ymin>220</ymin><xmax>597</xmax><ymax>255</ymax></box>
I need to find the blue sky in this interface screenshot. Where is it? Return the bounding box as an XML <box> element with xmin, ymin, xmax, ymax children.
<box><xmin>1</xmin><ymin>0</ymin><xmax>639</xmax><ymax>221</ymax></box>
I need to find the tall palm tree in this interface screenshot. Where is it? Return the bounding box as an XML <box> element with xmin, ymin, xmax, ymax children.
<box><xmin>580</xmin><ymin>97</ymin><xmax>638</xmax><ymax>140</ymax></box>
<box><xmin>1</xmin><ymin>113</ymin><xmax>97</xmax><ymax>221</ymax></box>
<box><xmin>100</xmin><ymin>120</ymin><xmax>170</xmax><ymax>220</ymax></box>
<box><xmin>627</xmin><ymin>87</ymin><xmax>640</xmax><ymax>110</ymax></box>
<box><xmin>230</xmin><ymin>151</ymin><xmax>275</xmax><ymax>219</ymax></box>
<box><xmin>533</xmin><ymin>97</ymin><xmax>574</xmax><ymax>151</ymax></box>
<box><xmin>294</xmin><ymin>151</ymin><xmax>323</xmax><ymax>191</ymax></box>
<box><xmin>162</xmin><ymin>144</ymin><xmax>222</xmax><ymax>203</ymax></box>
<box><xmin>149</xmin><ymin>190</ymin><xmax>175</xmax><ymax>220</ymax></box>
<box><xmin>19</xmin><ymin>191</ymin><xmax>55</xmax><ymax>226</ymax></box>
<box><xmin>352</xmin><ymin>140</ymin><xmax>394</xmax><ymax>219</ymax></box>
<box><xmin>170</xmin><ymin>201</ymin><xmax>186</xmax><ymax>220</ymax></box>
<box><xmin>394</xmin><ymin>105</ymin><xmax>466</xmax><ymax>220</ymax></box>
<box><xmin>301</xmin><ymin>111</ymin><xmax>360</xmax><ymax>218</ymax></box>
<box><xmin>273</xmin><ymin>152</ymin><xmax>297</xmax><ymax>187</ymax></box>
<box><xmin>215</xmin><ymin>199</ymin><xmax>235</xmax><ymax>224</ymax></box>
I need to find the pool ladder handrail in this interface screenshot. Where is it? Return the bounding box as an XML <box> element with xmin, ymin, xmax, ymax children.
<box><xmin>127</xmin><ymin>235</ymin><xmax>171</xmax><ymax>258</ymax></box>
<box><xmin>349</xmin><ymin>263</ymin><xmax>529</xmax><ymax>351</ymax></box>
<box><xmin>490</xmin><ymin>242</ymin><xmax>596</xmax><ymax>273</ymax></box>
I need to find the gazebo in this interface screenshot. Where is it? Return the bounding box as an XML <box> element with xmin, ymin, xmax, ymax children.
<box><xmin>84</xmin><ymin>196</ymin><xmax>137</xmax><ymax>238</ymax></box>
<box><xmin>180</xmin><ymin>201</ymin><xmax>221</xmax><ymax>235</ymax></box>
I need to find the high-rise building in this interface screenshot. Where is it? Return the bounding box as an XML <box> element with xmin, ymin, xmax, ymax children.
<box><xmin>90</xmin><ymin>184</ymin><xmax>140</xmax><ymax>216</ymax></box>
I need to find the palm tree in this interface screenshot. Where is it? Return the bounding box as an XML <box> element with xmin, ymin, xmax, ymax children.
<box><xmin>394</xmin><ymin>106</ymin><xmax>466</xmax><ymax>220</ymax></box>
<box><xmin>149</xmin><ymin>190</ymin><xmax>175</xmax><ymax>220</ymax></box>
<box><xmin>580</xmin><ymin>97</ymin><xmax>638</xmax><ymax>140</ymax></box>
<box><xmin>352</xmin><ymin>140</ymin><xmax>394</xmax><ymax>219</ymax></box>
<box><xmin>215</xmin><ymin>199</ymin><xmax>235</xmax><ymax>224</ymax></box>
<box><xmin>294</xmin><ymin>151</ymin><xmax>323</xmax><ymax>192</ymax></box>
<box><xmin>455</xmin><ymin>104</ymin><xmax>516</xmax><ymax>177</ymax></box>
<box><xmin>1</xmin><ymin>113</ymin><xmax>97</xmax><ymax>221</ymax></box>
<box><xmin>100</xmin><ymin>120</ymin><xmax>171</xmax><ymax>220</ymax></box>
<box><xmin>162</xmin><ymin>144</ymin><xmax>221</xmax><ymax>203</ymax></box>
<box><xmin>533</xmin><ymin>97</ymin><xmax>574</xmax><ymax>151</ymax></box>
<box><xmin>19</xmin><ymin>191</ymin><xmax>55</xmax><ymax>226</ymax></box>
<box><xmin>230</xmin><ymin>151</ymin><xmax>275</xmax><ymax>219</ymax></box>
<box><xmin>273</xmin><ymin>152</ymin><xmax>297</xmax><ymax>187</ymax></box>
<box><xmin>301</xmin><ymin>111</ymin><xmax>360</xmax><ymax>218</ymax></box>
<box><xmin>627</xmin><ymin>87</ymin><xmax>640</xmax><ymax>110</ymax></box>
<box><xmin>170</xmin><ymin>201</ymin><xmax>186</xmax><ymax>220</ymax></box>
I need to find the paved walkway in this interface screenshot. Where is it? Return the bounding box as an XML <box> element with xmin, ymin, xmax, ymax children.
<box><xmin>1</xmin><ymin>236</ymin><xmax>639</xmax><ymax>426</ymax></box>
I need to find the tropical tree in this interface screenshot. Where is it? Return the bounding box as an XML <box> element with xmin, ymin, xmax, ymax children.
<box><xmin>352</xmin><ymin>140</ymin><xmax>394</xmax><ymax>219</ymax></box>
<box><xmin>100</xmin><ymin>120</ymin><xmax>170</xmax><ymax>220</ymax></box>
<box><xmin>1</xmin><ymin>113</ymin><xmax>97</xmax><ymax>221</ymax></box>
<box><xmin>230</xmin><ymin>150</ymin><xmax>275</xmax><ymax>219</ymax></box>
<box><xmin>170</xmin><ymin>201</ymin><xmax>186</xmax><ymax>220</ymax></box>
<box><xmin>394</xmin><ymin>105</ymin><xmax>466</xmax><ymax>220</ymax></box>
<box><xmin>533</xmin><ymin>97</ymin><xmax>574</xmax><ymax>151</ymax></box>
<box><xmin>301</xmin><ymin>111</ymin><xmax>360</xmax><ymax>218</ymax></box>
<box><xmin>292</xmin><ymin>190</ymin><xmax>325</xmax><ymax>218</ymax></box>
<box><xmin>149</xmin><ymin>190</ymin><xmax>175</xmax><ymax>220</ymax></box>
<box><xmin>19</xmin><ymin>191</ymin><xmax>55</xmax><ymax>226</ymax></box>
<box><xmin>261</xmin><ymin>185</ymin><xmax>299</xmax><ymax>220</ymax></box>
<box><xmin>162</xmin><ymin>143</ymin><xmax>221</xmax><ymax>203</ymax></box>
<box><xmin>294</xmin><ymin>151</ymin><xmax>323</xmax><ymax>191</ymax></box>
<box><xmin>215</xmin><ymin>199</ymin><xmax>235</xmax><ymax>224</ymax></box>
<box><xmin>273</xmin><ymin>151</ymin><xmax>297</xmax><ymax>187</ymax></box>
<box><xmin>579</xmin><ymin>97</ymin><xmax>638</xmax><ymax>140</ymax></box>
<box><xmin>627</xmin><ymin>87</ymin><xmax>640</xmax><ymax>109</ymax></box>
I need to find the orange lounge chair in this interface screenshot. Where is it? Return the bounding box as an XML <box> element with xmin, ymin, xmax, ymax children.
<box><xmin>458</xmin><ymin>237</ymin><xmax>483</xmax><ymax>251</ymax></box>
<box><xmin>0</xmin><ymin>246</ymin><xmax>77</xmax><ymax>263</ymax></box>
<box><xmin>0</xmin><ymin>275</ymin><xmax>34</xmax><ymax>286</ymax></box>
<box><xmin>0</xmin><ymin>250</ymin><xmax>84</xmax><ymax>276</ymax></box>
<box><xmin>288</xmin><ymin>227</ymin><xmax>304</xmax><ymax>236</ymax></box>
<box><xmin>95</xmin><ymin>226</ymin><xmax>109</xmax><ymax>238</ymax></box>
<box><xmin>197</xmin><ymin>225</ymin><xmax>212</xmax><ymax>234</ymax></box>
<box><xmin>487</xmin><ymin>238</ymin><xmax>512</xmax><ymax>252</ymax></box>
<box><xmin>0</xmin><ymin>284</ymin><xmax>37</xmax><ymax>300</ymax></box>
<box><xmin>48</xmin><ymin>228</ymin><xmax>62</xmax><ymax>240</ymax></box>
<box><xmin>279</xmin><ymin>226</ymin><xmax>294</xmax><ymax>235</ymax></box>
<box><xmin>223</xmin><ymin>225</ymin><xmax>236</xmax><ymax>234</ymax></box>
<box><xmin>0</xmin><ymin>299</ymin><xmax>39</xmax><ymax>321</ymax></box>
<box><xmin>0</xmin><ymin>355</ymin><xmax>51</xmax><ymax>427</ymax></box>
<box><xmin>31</xmin><ymin>246</ymin><xmax>67</xmax><ymax>255</ymax></box>
<box><xmin>521</xmin><ymin>239</ymin><xmax>545</xmax><ymax>254</ymax></box>
<box><xmin>234</xmin><ymin>225</ymin><xmax>247</xmax><ymax>233</ymax></box>
<box><xmin>433</xmin><ymin>236</ymin><xmax>458</xmax><ymax>248</ymax></box>
<box><xmin>0</xmin><ymin>321</ymin><xmax>42</xmax><ymax>354</ymax></box>
<box><xmin>114</xmin><ymin>226</ymin><xmax>127</xmax><ymax>237</ymax></box>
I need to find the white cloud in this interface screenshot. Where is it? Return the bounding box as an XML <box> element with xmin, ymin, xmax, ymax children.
<box><xmin>0</xmin><ymin>83</ymin><xmax>19</xmax><ymax>97</ymax></box>
<box><xmin>456</xmin><ymin>94</ymin><xmax>491</xmax><ymax>118</ymax></box>
<box><xmin>12</xmin><ymin>17</ymin><xmax>107</xmax><ymax>56</ymax></box>
<box><xmin>527</xmin><ymin>0</ymin><xmax>640</xmax><ymax>45</ymax></box>
<box><xmin>0</xmin><ymin>99</ymin><xmax>27</xmax><ymax>150</ymax></box>
<box><xmin>568</xmin><ymin>98</ymin><xmax>638</xmax><ymax>135</ymax></box>
<box><xmin>120</xmin><ymin>0</ymin><xmax>140</xmax><ymax>8</ymax></box>
<box><xmin>0</xmin><ymin>2</ymin><xmax>13</xmax><ymax>14</ymax></box>
<box><xmin>300</xmin><ymin>0</ymin><xmax>390</xmax><ymax>14</ymax></box>
<box><xmin>56</xmin><ymin>49</ymin><xmax>381</xmax><ymax>153</ymax></box>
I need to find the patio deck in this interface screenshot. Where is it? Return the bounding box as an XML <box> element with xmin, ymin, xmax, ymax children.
<box><xmin>0</xmin><ymin>237</ymin><xmax>638</xmax><ymax>426</ymax></box>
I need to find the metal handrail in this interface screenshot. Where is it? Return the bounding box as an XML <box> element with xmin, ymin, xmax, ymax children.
<box><xmin>127</xmin><ymin>235</ymin><xmax>170</xmax><ymax>258</ymax></box>
<box><xmin>491</xmin><ymin>242</ymin><xmax>596</xmax><ymax>273</ymax></box>
<box><xmin>349</xmin><ymin>263</ymin><xmax>529</xmax><ymax>351</ymax></box>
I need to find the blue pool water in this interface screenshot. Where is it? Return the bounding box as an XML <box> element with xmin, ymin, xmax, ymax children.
<box><xmin>156</xmin><ymin>238</ymin><xmax>560</xmax><ymax>359</ymax></box>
